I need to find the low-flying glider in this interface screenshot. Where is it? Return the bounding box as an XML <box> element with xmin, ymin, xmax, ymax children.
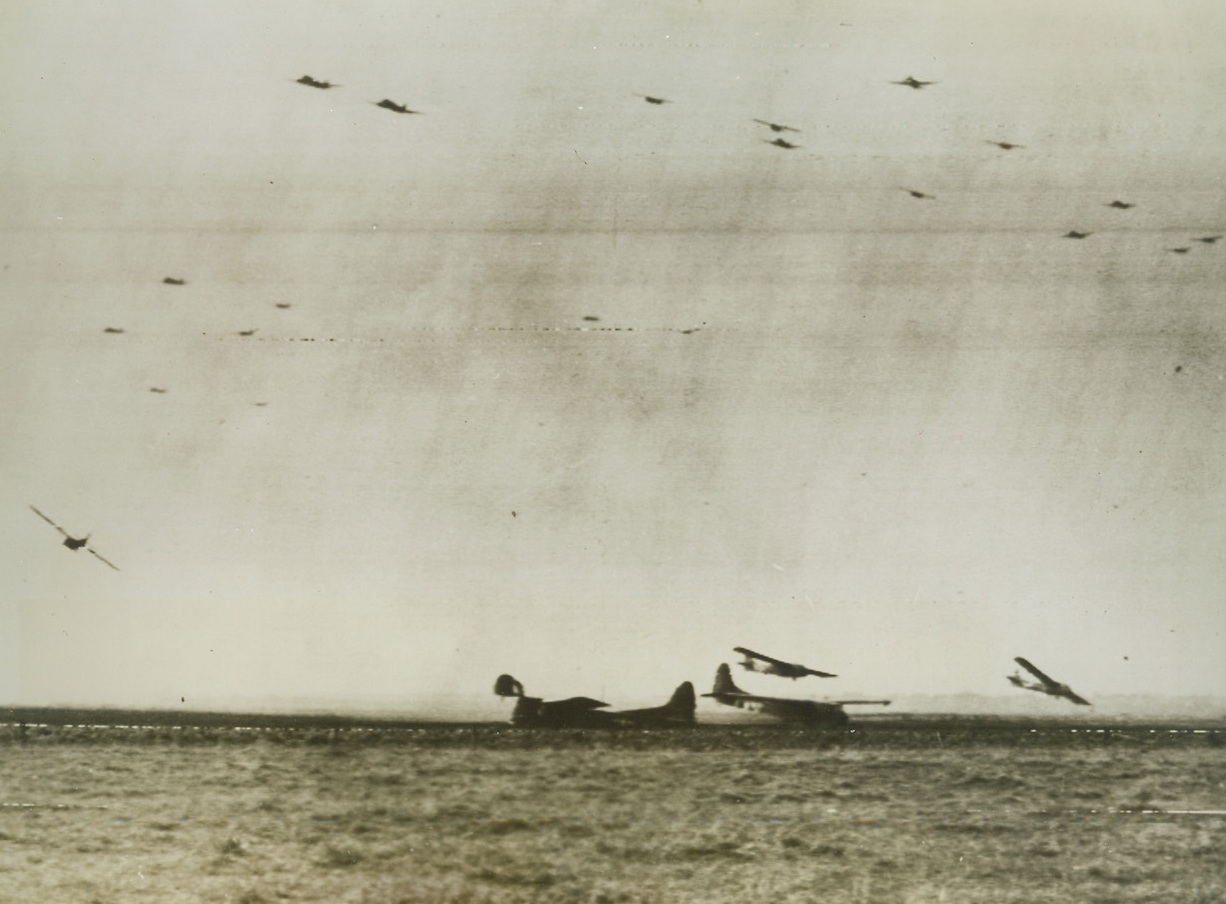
<box><xmin>162</xmin><ymin>277</ymin><xmax>186</xmax><ymax>285</ymax></box>
<box><xmin>494</xmin><ymin>674</ymin><xmax>695</xmax><ymax>728</ymax></box>
<box><xmin>734</xmin><ymin>647</ymin><xmax>836</xmax><ymax>680</ymax></box>
<box><xmin>296</xmin><ymin>75</ymin><xmax>339</xmax><ymax>90</ymax></box>
<box><xmin>765</xmin><ymin>138</ymin><xmax>800</xmax><ymax>149</ymax></box>
<box><xmin>1063</xmin><ymin>230</ymin><xmax>1092</xmax><ymax>239</ymax></box>
<box><xmin>635</xmin><ymin>94</ymin><xmax>670</xmax><ymax>105</ymax></box>
<box><xmin>1007</xmin><ymin>657</ymin><xmax>1090</xmax><ymax>706</ymax></box>
<box><xmin>892</xmin><ymin>76</ymin><xmax>935</xmax><ymax>90</ymax></box>
<box><xmin>754</xmin><ymin>119</ymin><xmax>800</xmax><ymax>134</ymax></box>
<box><xmin>29</xmin><ymin>506</ymin><xmax>120</xmax><ymax>571</ymax></box>
<box><xmin>373</xmin><ymin>99</ymin><xmax>419</xmax><ymax>114</ymax></box>
<box><xmin>1107</xmin><ymin>200</ymin><xmax>1135</xmax><ymax>209</ymax></box>
<box><xmin>704</xmin><ymin>664</ymin><xmax>889</xmax><ymax>726</ymax></box>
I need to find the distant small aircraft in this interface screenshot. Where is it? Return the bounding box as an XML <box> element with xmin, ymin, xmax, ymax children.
<box><xmin>1169</xmin><ymin>247</ymin><xmax>1191</xmax><ymax>254</ymax></box>
<box><xmin>1107</xmin><ymin>200</ymin><xmax>1135</xmax><ymax>209</ymax></box>
<box><xmin>986</xmin><ymin>141</ymin><xmax>1024</xmax><ymax>150</ymax></box>
<box><xmin>704</xmin><ymin>664</ymin><xmax>889</xmax><ymax>726</ymax></box>
<box><xmin>891</xmin><ymin>76</ymin><xmax>935</xmax><ymax>90</ymax></box>
<box><xmin>275</xmin><ymin>303</ymin><xmax>292</xmax><ymax>309</ymax></box>
<box><xmin>1007</xmin><ymin>656</ymin><xmax>1090</xmax><ymax>706</ymax></box>
<box><xmin>162</xmin><ymin>277</ymin><xmax>186</xmax><ymax>285</ymax></box>
<box><xmin>296</xmin><ymin>75</ymin><xmax>339</xmax><ymax>90</ymax></box>
<box><xmin>1194</xmin><ymin>235</ymin><xmax>1222</xmax><ymax>244</ymax></box>
<box><xmin>1063</xmin><ymin>231</ymin><xmax>1092</xmax><ymax>239</ymax></box>
<box><xmin>28</xmin><ymin>506</ymin><xmax>120</xmax><ymax>571</ymax></box>
<box><xmin>734</xmin><ymin>647</ymin><xmax>837</xmax><ymax>680</ymax></box>
<box><xmin>765</xmin><ymin>138</ymin><xmax>800</xmax><ymax>149</ymax></box>
<box><xmin>237</xmin><ymin>329</ymin><xmax>257</xmax><ymax>337</ymax></box>
<box><xmin>754</xmin><ymin>119</ymin><xmax>800</xmax><ymax>134</ymax></box>
<box><xmin>494</xmin><ymin>674</ymin><xmax>695</xmax><ymax>728</ymax></box>
<box><xmin>635</xmin><ymin>94</ymin><xmax>670</xmax><ymax>105</ymax></box>
<box><xmin>903</xmin><ymin>188</ymin><xmax>934</xmax><ymax>200</ymax></box>
<box><xmin>149</xmin><ymin>387</ymin><xmax>167</xmax><ymax>393</ymax></box>
<box><xmin>373</xmin><ymin>99</ymin><xmax>419</xmax><ymax>114</ymax></box>
<box><xmin>103</xmin><ymin>327</ymin><xmax>125</xmax><ymax>334</ymax></box>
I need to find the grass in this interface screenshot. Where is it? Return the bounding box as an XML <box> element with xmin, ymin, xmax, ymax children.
<box><xmin>0</xmin><ymin>729</ymin><xmax>1222</xmax><ymax>902</ymax></box>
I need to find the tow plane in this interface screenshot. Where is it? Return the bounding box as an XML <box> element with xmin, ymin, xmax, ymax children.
<box><xmin>494</xmin><ymin>674</ymin><xmax>694</xmax><ymax>728</ymax></box>
<box><xmin>29</xmin><ymin>505</ymin><xmax>120</xmax><ymax>571</ymax></box>
<box><xmin>734</xmin><ymin>646</ymin><xmax>836</xmax><ymax>680</ymax></box>
<box><xmin>704</xmin><ymin>663</ymin><xmax>889</xmax><ymax>726</ymax></box>
<box><xmin>1008</xmin><ymin>656</ymin><xmax>1090</xmax><ymax>706</ymax></box>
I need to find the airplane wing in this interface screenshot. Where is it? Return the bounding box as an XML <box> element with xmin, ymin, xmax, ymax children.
<box><xmin>29</xmin><ymin>505</ymin><xmax>70</xmax><ymax>539</ymax></box>
<box><xmin>734</xmin><ymin>647</ymin><xmax>786</xmax><ymax>667</ymax></box>
<box><xmin>801</xmin><ymin>666</ymin><xmax>838</xmax><ymax>678</ymax></box>
<box><xmin>87</xmin><ymin>547</ymin><xmax>121</xmax><ymax>571</ymax></box>
<box><xmin>1062</xmin><ymin>689</ymin><xmax>1091</xmax><ymax>706</ymax></box>
<box><xmin>544</xmin><ymin>696</ymin><xmax>609</xmax><ymax>712</ymax></box>
<box><xmin>1014</xmin><ymin>657</ymin><xmax>1061</xmax><ymax>689</ymax></box>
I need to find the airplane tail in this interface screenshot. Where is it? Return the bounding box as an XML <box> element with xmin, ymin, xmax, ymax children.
<box><xmin>704</xmin><ymin>663</ymin><xmax>744</xmax><ymax>697</ymax></box>
<box><xmin>665</xmin><ymin>681</ymin><xmax>696</xmax><ymax>718</ymax></box>
<box><xmin>494</xmin><ymin>674</ymin><xmax>525</xmax><ymax>698</ymax></box>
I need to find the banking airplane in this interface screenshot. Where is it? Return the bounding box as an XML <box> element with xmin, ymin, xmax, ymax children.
<box><xmin>29</xmin><ymin>505</ymin><xmax>120</xmax><ymax>571</ymax></box>
<box><xmin>704</xmin><ymin>663</ymin><xmax>889</xmax><ymax>726</ymax></box>
<box><xmin>493</xmin><ymin>674</ymin><xmax>695</xmax><ymax>728</ymax></box>
<box><xmin>734</xmin><ymin>647</ymin><xmax>837</xmax><ymax>679</ymax></box>
<box><xmin>1008</xmin><ymin>656</ymin><xmax>1091</xmax><ymax>706</ymax></box>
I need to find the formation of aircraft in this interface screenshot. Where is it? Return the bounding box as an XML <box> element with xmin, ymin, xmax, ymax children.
<box><xmin>491</xmin><ymin>646</ymin><xmax>1097</xmax><ymax>729</ymax></box>
<box><xmin>493</xmin><ymin>673</ymin><xmax>696</xmax><ymax>728</ymax></box>
<box><xmin>28</xmin><ymin>506</ymin><xmax>120</xmax><ymax>571</ymax></box>
<box><xmin>1007</xmin><ymin>657</ymin><xmax>1091</xmax><ymax>706</ymax></box>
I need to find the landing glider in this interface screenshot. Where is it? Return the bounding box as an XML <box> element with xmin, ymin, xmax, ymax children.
<box><xmin>1008</xmin><ymin>656</ymin><xmax>1090</xmax><ymax>706</ymax></box>
<box><xmin>373</xmin><ymin>99</ymin><xmax>419</xmax><ymax>114</ymax></box>
<box><xmin>29</xmin><ymin>505</ymin><xmax>120</xmax><ymax>571</ymax></box>
<box><xmin>753</xmin><ymin>119</ymin><xmax>800</xmax><ymax>134</ymax></box>
<box><xmin>734</xmin><ymin>647</ymin><xmax>836</xmax><ymax>679</ymax></box>
<box><xmin>704</xmin><ymin>664</ymin><xmax>889</xmax><ymax>726</ymax></box>
<box><xmin>296</xmin><ymin>75</ymin><xmax>339</xmax><ymax>90</ymax></box>
<box><xmin>494</xmin><ymin>674</ymin><xmax>695</xmax><ymax>728</ymax></box>
<box><xmin>891</xmin><ymin>76</ymin><xmax>935</xmax><ymax>90</ymax></box>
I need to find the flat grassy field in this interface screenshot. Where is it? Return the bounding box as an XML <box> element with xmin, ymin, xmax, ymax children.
<box><xmin>1</xmin><ymin>725</ymin><xmax>1222</xmax><ymax>903</ymax></box>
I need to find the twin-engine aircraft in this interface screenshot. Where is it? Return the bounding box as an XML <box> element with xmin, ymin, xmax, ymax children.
<box><xmin>493</xmin><ymin>674</ymin><xmax>695</xmax><ymax>728</ymax></box>
<box><xmin>704</xmin><ymin>663</ymin><xmax>890</xmax><ymax>726</ymax></box>
<box><xmin>734</xmin><ymin>646</ymin><xmax>837</xmax><ymax>679</ymax></box>
<box><xmin>1008</xmin><ymin>657</ymin><xmax>1091</xmax><ymax>706</ymax></box>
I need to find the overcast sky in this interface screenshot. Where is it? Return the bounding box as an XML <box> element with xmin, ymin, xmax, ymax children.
<box><xmin>2</xmin><ymin>1</ymin><xmax>1224</xmax><ymax>714</ymax></box>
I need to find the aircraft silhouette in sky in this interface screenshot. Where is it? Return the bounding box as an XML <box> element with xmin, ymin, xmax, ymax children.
<box><xmin>29</xmin><ymin>506</ymin><xmax>120</xmax><ymax>571</ymax></box>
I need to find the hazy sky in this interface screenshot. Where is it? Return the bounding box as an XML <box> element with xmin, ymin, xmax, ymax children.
<box><xmin>2</xmin><ymin>1</ymin><xmax>1224</xmax><ymax>713</ymax></box>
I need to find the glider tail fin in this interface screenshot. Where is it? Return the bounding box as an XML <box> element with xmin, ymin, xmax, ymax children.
<box><xmin>707</xmin><ymin>663</ymin><xmax>743</xmax><ymax>697</ymax></box>
<box><xmin>494</xmin><ymin>674</ymin><xmax>524</xmax><ymax>698</ymax></box>
<box><xmin>664</xmin><ymin>682</ymin><xmax>697</xmax><ymax>720</ymax></box>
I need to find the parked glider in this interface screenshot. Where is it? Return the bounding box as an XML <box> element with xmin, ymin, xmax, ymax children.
<box><xmin>493</xmin><ymin>674</ymin><xmax>695</xmax><ymax>728</ymax></box>
<box><xmin>734</xmin><ymin>647</ymin><xmax>836</xmax><ymax>679</ymax></box>
<box><xmin>1008</xmin><ymin>657</ymin><xmax>1090</xmax><ymax>706</ymax></box>
<box><xmin>703</xmin><ymin>663</ymin><xmax>889</xmax><ymax>726</ymax></box>
<box><xmin>28</xmin><ymin>505</ymin><xmax>120</xmax><ymax>571</ymax></box>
